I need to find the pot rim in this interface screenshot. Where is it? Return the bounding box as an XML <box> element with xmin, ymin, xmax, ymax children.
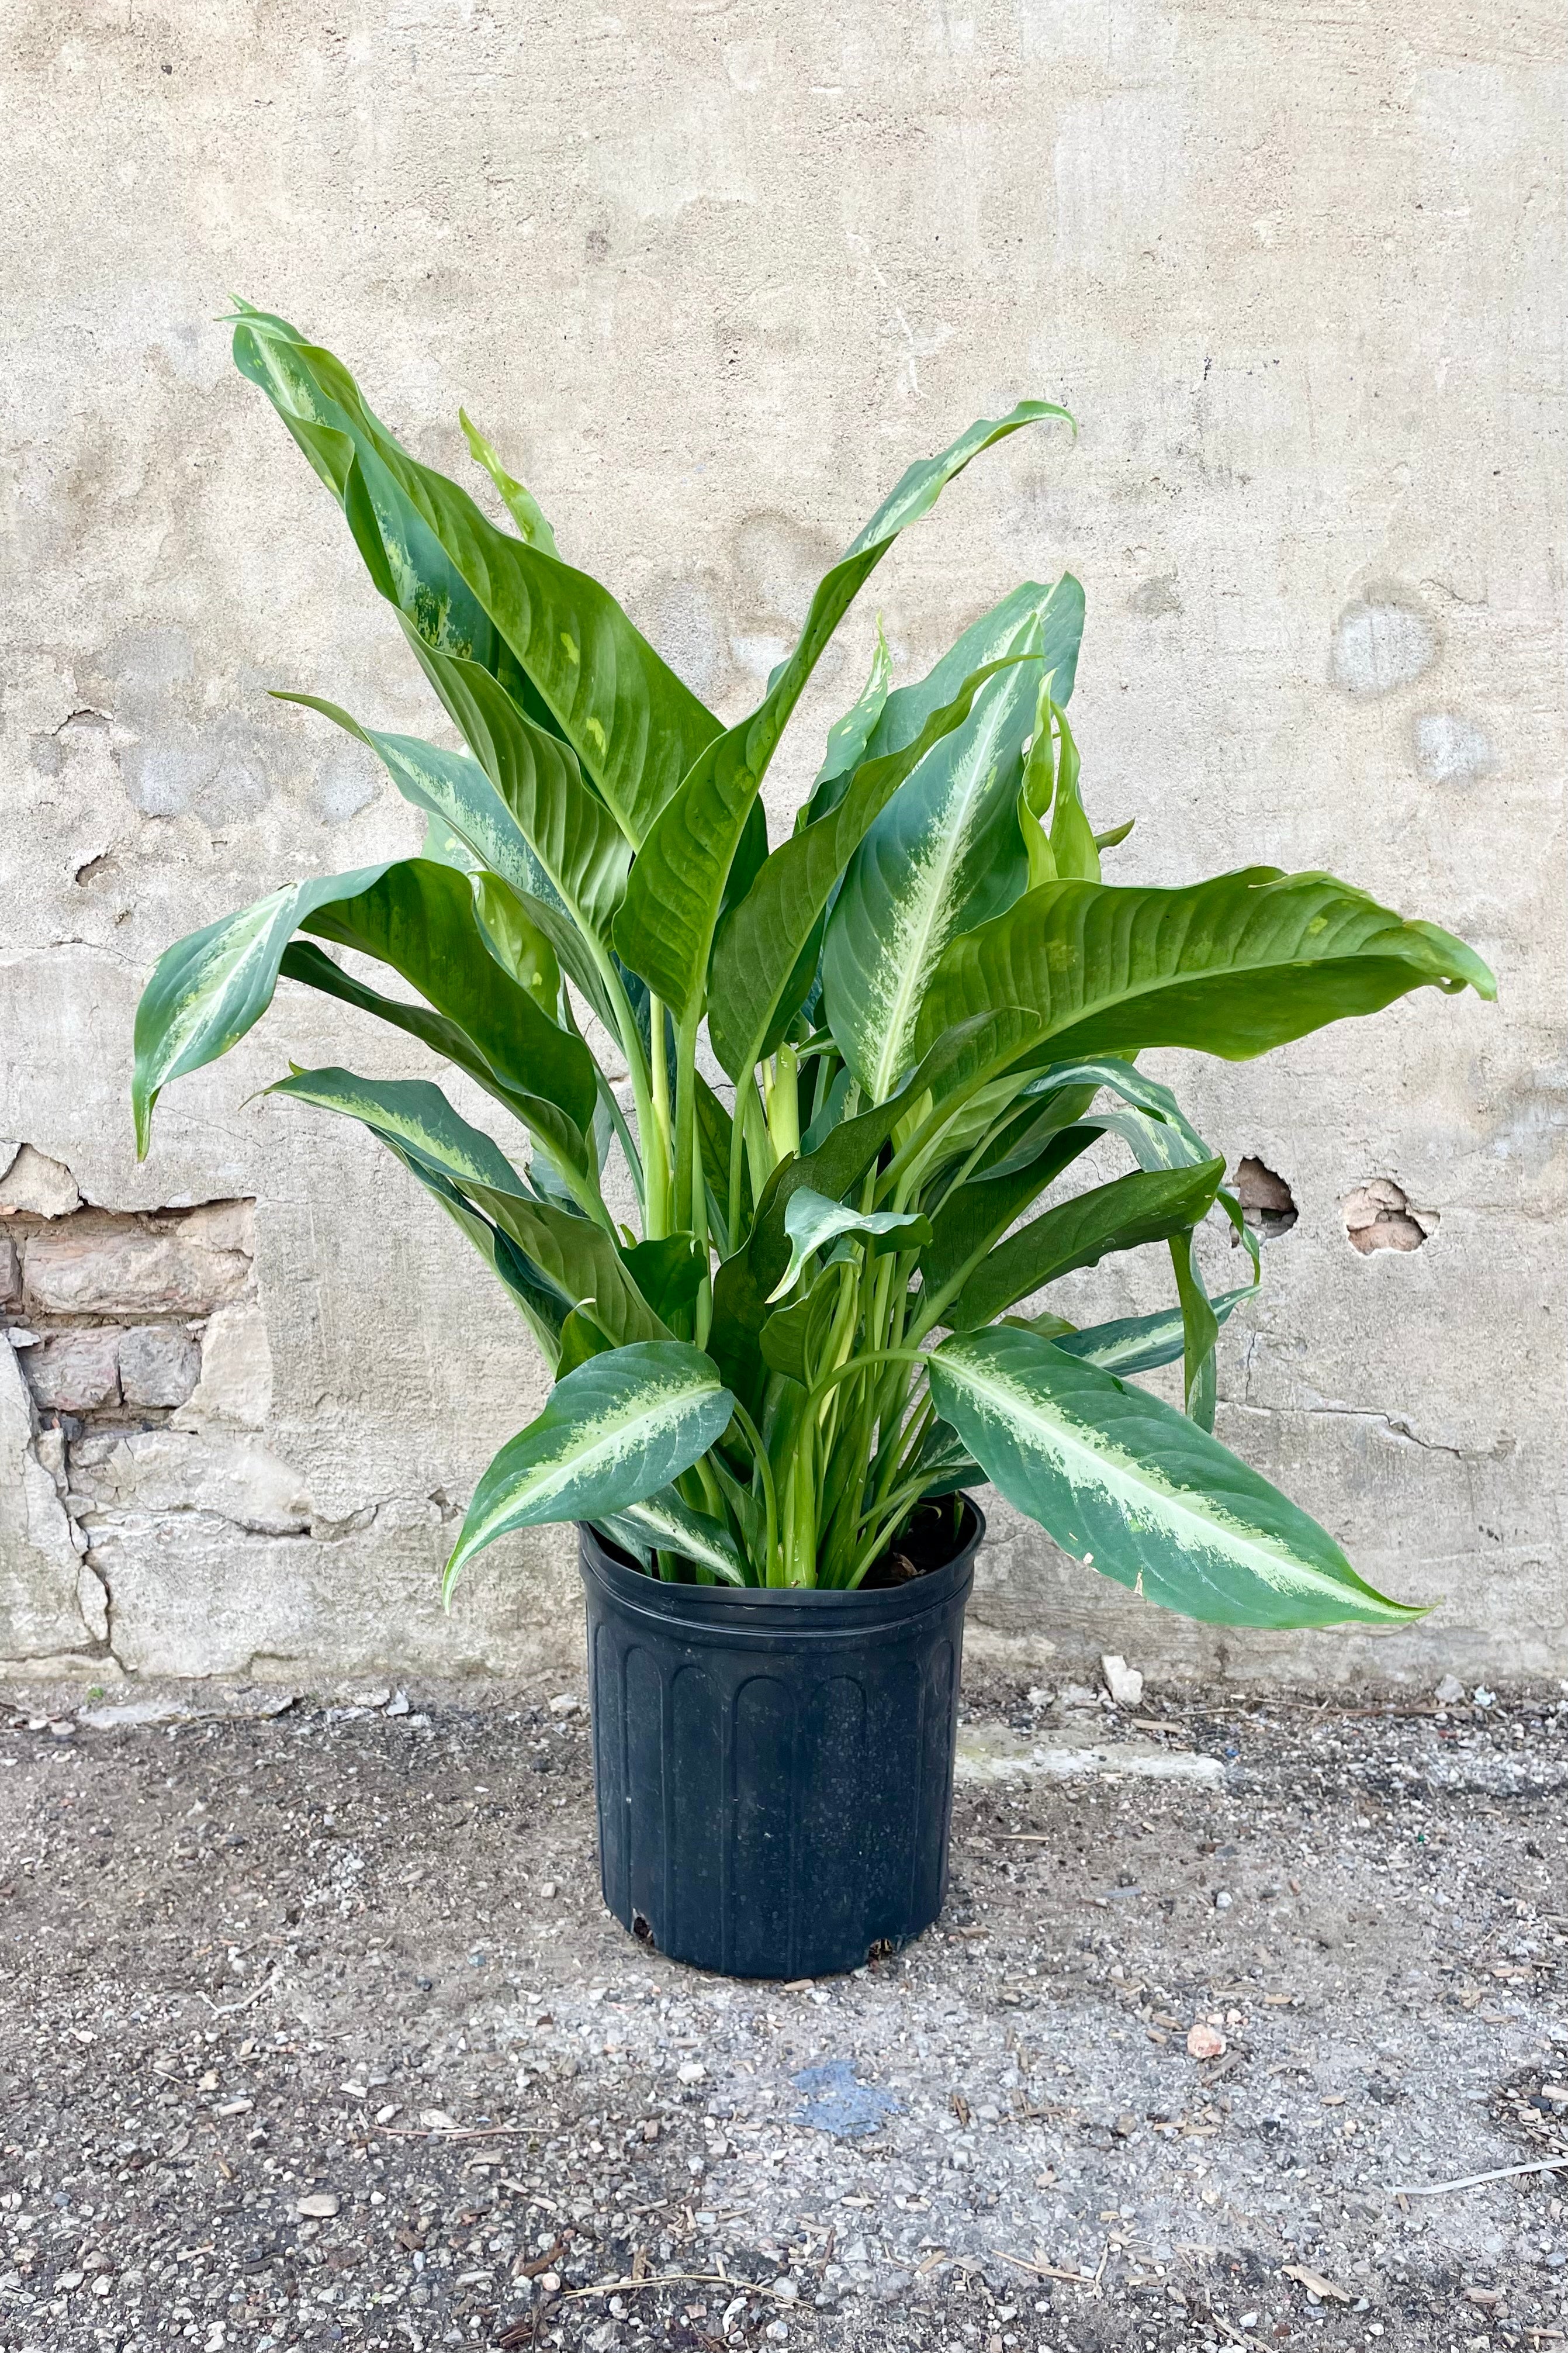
<box><xmin>578</xmin><ymin>1496</ymin><xmax>984</xmax><ymax>1635</ymax></box>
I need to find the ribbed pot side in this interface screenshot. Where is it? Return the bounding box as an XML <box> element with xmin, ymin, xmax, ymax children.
<box><xmin>577</xmin><ymin>1504</ymin><xmax>982</xmax><ymax>1981</ymax></box>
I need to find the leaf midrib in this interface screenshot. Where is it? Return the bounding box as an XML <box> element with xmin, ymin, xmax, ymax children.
<box><xmin>477</xmin><ymin>1378</ymin><xmax>717</xmax><ymax>1535</ymax></box>
<box><xmin>941</xmin><ymin>1349</ymin><xmax>1375</xmax><ymax>1612</ymax></box>
<box><xmin>868</xmin><ymin>687</ymin><xmax>1021</xmax><ymax>1101</ymax></box>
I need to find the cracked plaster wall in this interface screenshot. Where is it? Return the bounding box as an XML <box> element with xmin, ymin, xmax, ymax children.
<box><xmin>0</xmin><ymin>0</ymin><xmax>1562</xmax><ymax>1685</ymax></box>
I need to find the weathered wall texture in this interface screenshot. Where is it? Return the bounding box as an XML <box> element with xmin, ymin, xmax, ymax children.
<box><xmin>1</xmin><ymin>1</ymin><xmax>1562</xmax><ymax>1685</ymax></box>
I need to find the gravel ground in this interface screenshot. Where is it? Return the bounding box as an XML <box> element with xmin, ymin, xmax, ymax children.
<box><xmin>1</xmin><ymin>1669</ymin><xmax>1566</xmax><ymax>2353</ymax></box>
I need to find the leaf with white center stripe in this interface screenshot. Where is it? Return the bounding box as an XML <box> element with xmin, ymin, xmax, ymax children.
<box><xmin>765</xmin><ymin>1187</ymin><xmax>931</xmax><ymax>1305</ymax></box>
<box><xmin>133</xmin><ymin>865</ymin><xmax>394</xmax><ymax>1155</ymax></box>
<box><xmin>600</xmin><ymin>1490</ymin><xmax>747</xmax><ymax>1585</ymax></box>
<box><xmin>927</xmin><ymin>1325</ymin><xmax>1423</xmax><ymax>1629</ymax></box>
<box><xmin>444</xmin><ymin>1342</ymin><xmax>735</xmax><ymax>1595</ymax></box>
<box><xmin>1041</xmin><ymin>1286</ymin><xmax>1258</xmax><ymax>1378</ymax></box>
<box><xmin>822</xmin><ymin>652</ymin><xmax>1044</xmax><ymax>1100</ymax></box>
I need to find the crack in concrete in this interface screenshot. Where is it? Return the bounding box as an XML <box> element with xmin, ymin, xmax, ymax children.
<box><xmin>1226</xmin><ymin>1398</ymin><xmax>1514</xmax><ymax>1463</ymax></box>
<box><xmin>78</xmin><ymin>1542</ymin><xmax>125</xmax><ymax>1673</ymax></box>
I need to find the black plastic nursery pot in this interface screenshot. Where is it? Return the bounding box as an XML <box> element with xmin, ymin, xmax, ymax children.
<box><xmin>578</xmin><ymin>1503</ymin><xmax>982</xmax><ymax>1981</ymax></box>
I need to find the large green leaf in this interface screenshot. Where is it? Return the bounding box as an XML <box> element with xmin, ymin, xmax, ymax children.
<box><xmin>265</xmin><ymin>1067</ymin><xmax>574</xmax><ymax>1363</ymax></box>
<box><xmin>231</xmin><ymin>303</ymin><xmax>719</xmax><ymax>844</ymax></box>
<box><xmin>276</xmin><ymin>680</ymin><xmax>626</xmax><ymax>1019</ymax></box>
<box><xmin>946</xmin><ymin>1157</ymin><xmax>1226</xmax><ymax>1331</ymax></box>
<box><xmin>274</xmin><ymin>939</ymin><xmax>582</xmax><ymax>1174</ymax></box>
<box><xmin>134</xmin><ymin>863</ymin><xmax>394</xmax><ymax>1154</ymax></box>
<box><xmin>444</xmin><ymin>1341</ymin><xmax>735</xmax><ymax>1594</ymax></box>
<box><xmin>614</xmin><ymin>400</ymin><xmax>1074</xmax><ymax>1018</ymax></box>
<box><xmin>863</xmin><ymin>576</ymin><xmax>1084</xmax><ymax>773</ymax></box>
<box><xmin>399</xmin><ymin>644</ymin><xmax>634</xmax><ymax>944</ymax></box>
<box><xmin>708</xmin><ymin>657</ymin><xmax>1032</xmax><ymax>1082</ymax></box>
<box><xmin>462</xmin><ymin>1186</ymin><xmax>672</xmax><ymax>1349</ymax></box>
<box><xmin>822</xmin><ymin>657</ymin><xmax>1053</xmax><ymax>1101</ymax></box>
<box><xmin>913</xmin><ymin>870</ymin><xmax>1496</xmax><ymax>1085</ymax></box>
<box><xmin>268</xmin><ymin>1065</ymin><xmax>525</xmax><ymax>1193</ymax></box>
<box><xmin>134</xmin><ymin>852</ymin><xmax>600</xmax><ymax>1173</ymax></box>
<box><xmin>297</xmin><ymin>859</ymin><xmax>598</xmax><ymax>1159</ymax></box>
<box><xmin>928</xmin><ymin>1326</ymin><xmax>1424</xmax><ymax>1629</ymax></box>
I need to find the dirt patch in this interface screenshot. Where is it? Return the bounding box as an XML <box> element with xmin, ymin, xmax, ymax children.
<box><xmin>0</xmin><ymin>1674</ymin><xmax>1564</xmax><ymax>2351</ymax></box>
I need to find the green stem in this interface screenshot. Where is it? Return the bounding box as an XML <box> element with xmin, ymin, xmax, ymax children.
<box><xmin>596</xmin><ymin>949</ymin><xmax>665</xmax><ymax>1241</ymax></box>
<box><xmin>647</xmin><ymin>994</ymin><xmax>673</xmax><ymax>1238</ymax></box>
<box><xmin>728</xmin><ymin>1401</ymin><xmax>778</xmax><ymax>1587</ymax></box>
<box><xmin>843</xmin><ymin>1478</ymin><xmax>932</xmax><ymax>1589</ymax></box>
<box><xmin>594</xmin><ymin>1067</ymin><xmax>644</xmax><ymax>1208</ymax></box>
<box><xmin>801</xmin><ymin>1348</ymin><xmax>927</xmax><ymax>1432</ymax></box>
<box><xmin>727</xmin><ymin>1075</ymin><xmax>753</xmax><ymax>1256</ymax></box>
<box><xmin>672</xmin><ymin>1008</ymin><xmax>701</xmax><ymax>1235</ymax></box>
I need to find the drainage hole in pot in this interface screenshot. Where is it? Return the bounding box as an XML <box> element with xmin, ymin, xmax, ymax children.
<box><xmin>632</xmin><ymin>1912</ymin><xmax>657</xmax><ymax>1949</ymax></box>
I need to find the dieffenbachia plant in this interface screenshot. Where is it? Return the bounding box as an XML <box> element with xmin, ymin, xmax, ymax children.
<box><xmin>132</xmin><ymin>304</ymin><xmax>1496</xmax><ymax>1625</ymax></box>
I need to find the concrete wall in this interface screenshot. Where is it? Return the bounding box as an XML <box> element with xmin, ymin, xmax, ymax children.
<box><xmin>2</xmin><ymin>0</ymin><xmax>1562</xmax><ymax>1688</ymax></box>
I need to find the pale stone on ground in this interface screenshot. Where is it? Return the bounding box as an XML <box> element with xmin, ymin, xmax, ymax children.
<box><xmin>954</xmin><ymin>1720</ymin><xmax>1226</xmax><ymax>1785</ymax></box>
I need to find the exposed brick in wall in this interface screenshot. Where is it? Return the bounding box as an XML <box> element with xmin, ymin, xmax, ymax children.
<box><xmin>0</xmin><ymin>1150</ymin><xmax>274</xmax><ymax>1675</ymax></box>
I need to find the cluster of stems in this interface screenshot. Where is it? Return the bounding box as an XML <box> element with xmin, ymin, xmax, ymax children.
<box><xmin>573</xmin><ymin>976</ymin><xmax>1002</xmax><ymax>1591</ymax></box>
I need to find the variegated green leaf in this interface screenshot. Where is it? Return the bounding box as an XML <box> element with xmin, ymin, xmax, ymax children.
<box><xmin>274</xmin><ymin>939</ymin><xmax>586</xmax><ymax>1183</ymax></box>
<box><xmin>444</xmin><ymin>1342</ymin><xmax>735</xmax><ymax>1594</ymax></box>
<box><xmin>864</xmin><ymin>576</ymin><xmax>1084</xmax><ymax>775</ymax></box>
<box><xmin>708</xmin><ymin>655</ymin><xmax>1034</xmax><ymax>1082</ymax></box>
<box><xmin>614</xmin><ymin>402</ymin><xmax>1075</xmax><ymax>1019</ymax></box>
<box><xmin>913</xmin><ymin>870</ymin><xmax>1497</xmax><ymax>1084</ymax></box>
<box><xmin>822</xmin><ymin>659</ymin><xmax>1043</xmax><ymax>1100</ymax></box>
<box><xmin>231</xmin><ymin>304</ymin><xmax>719</xmax><ymax>844</ymax></box>
<box><xmin>928</xmin><ymin>1326</ymin><xmax>1424</xmax><ymax>1630</ymax></box>
<box><xmin>265</xmin><ymin>1067</ymin><xmax>573</xmax><ymax>1364</ymax></box>
<box><xmin>268</xmin><ymin>1065</ymin><xmax>525</xmax><ymax>1193</ymax></box>
<box><xmin>398</xmin><ymin>644</ymin><xmax>634</xmax><ymax>945</ymax></box>
<box><xmin>276</xmin><ymin>669</ymin><xmax>630</xmax><ymax>1028</ymax></box>
<box><xmin>133</xmin><ymin>863</ymin><xmax>394</xmax><ymax>1155</ymax></box>
<box><xmin>601</xmin><ymin>1490</ymin><xmax>746</xmax><ymax>1585</ymax></box>
<box><xmin>802</xmin><ymin>619</ymin><xmax>892</xmax><ymax>818</ymax></box>
<box><xmin>459</xmin><ymin>407</ymin><xmax>560</xmax><ymax>556</ymax></box>
<box><xmin>1051</xmin><ymin>1286</ymin><xmax>1257</xmax><ymax>1378</ymax></box>
<box><xmin>462</xmin><ymin>1186</ymin><xmax>671</xmax><ymax>1349</ymax></box>
<box><xmin>766</xmin><ymin>1187</ymin><xmax>930</xmax><ymax>1305</ymax></box>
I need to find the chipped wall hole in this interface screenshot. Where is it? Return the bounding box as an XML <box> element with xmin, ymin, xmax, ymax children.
<box><xmin>1232</xmin><ymin>1156</ymin><xmax>1297</xmax><ymax>1242</ymax></box>
<box><xmin>1</xmin><ymin>1149</ymin><xmax>265</xmax><ymax>1431</ymax></box>
<box><xmin>1343</xmin><ymin>1179</ymin><xmax>1436</xmax><ymax>1255</ymax></box>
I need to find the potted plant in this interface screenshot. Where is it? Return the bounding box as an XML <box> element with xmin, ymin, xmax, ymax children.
<box><xmin>134</xmin><ymin>305</ymin><xmax>1494</xmax><ymax>1979</ymax></box>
